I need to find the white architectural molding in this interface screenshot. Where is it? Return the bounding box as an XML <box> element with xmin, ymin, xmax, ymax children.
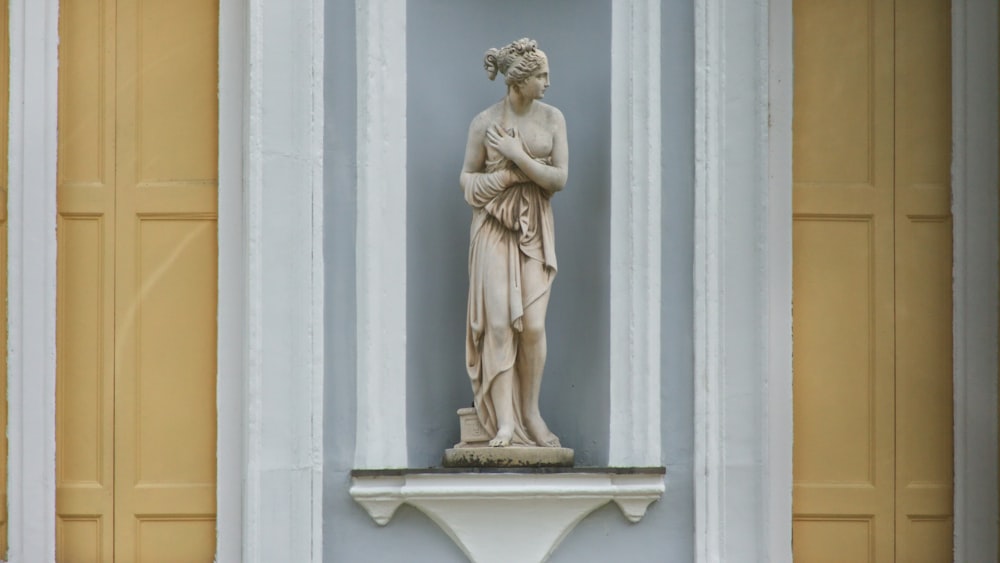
<box><xmin>693</xmin><ymin>0</ymin><xmax>726</xmax><ymax>559</ymax></box>
<box><xmin>216</xmin><ymin>0</ymin><xmax>246</xmax><ymax>560</ymax></box>
<box><xmin>351</xmin><ymin>471</ymin><xmax>665</xmax><ymax>563</ymax></box>
<box><xmin>239</xmin><ymin>0</ymin><xmax>325</xmax><ymax>561</ymax></box>
<box><xmin>354</xmin><ymin>0</ymin><xmax>408</xmax><ymax>470</ymax></box>
<box><xmin>609</xmin><ymin>0</ymin><xmax>663</xmax><ymax>468</ymax></box>
<box><xmin>764</xmin><ymin>0</ymin><xmax>794</xmax><ymax>560</ymax></box>
<box><xmin>5</xmin><ymin>0</ymin><xmax>60</xmax><ymax>560</ymax></box>
<box><xmin>952</xmin><ymin>0</ymin><xmax>999</xmax><ymax>560</ymax></box>
<box><xmin>695</xmin><ymin>0</ymin><xmax>787</xmax><ymax>561</ymax></box>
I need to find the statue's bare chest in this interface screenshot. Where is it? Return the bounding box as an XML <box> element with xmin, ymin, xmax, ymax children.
<box><xmin>495</xmin><ymin>114</ymin><xmax>553</xmax><ymax>159</ymax></box>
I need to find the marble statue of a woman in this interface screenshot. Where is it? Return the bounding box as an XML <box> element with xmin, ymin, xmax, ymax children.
<box><xmin>460</xmin><ymin>38</ymin><xmax>568</xmax><ymax>449</ymax></box>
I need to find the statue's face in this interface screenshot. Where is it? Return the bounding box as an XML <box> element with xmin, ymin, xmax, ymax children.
<box><xmin>518</xmin><ymin>58</ymin><xmax>550</xmax><ymax>100</ymax></box>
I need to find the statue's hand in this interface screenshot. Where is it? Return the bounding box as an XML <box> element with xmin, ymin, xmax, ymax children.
<box><xmin>486</xmin><ymin>123</ymin><xmax>525</xmax><ymax>161</ymax></box>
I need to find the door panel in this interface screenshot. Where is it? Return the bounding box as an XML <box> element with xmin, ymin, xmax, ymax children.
<box><xmin>56</xmin><ymin>0</ymin><xmax>117</xmax><ymax>558</ymax></box>
<box><xmin>893</xmin><ymin>1</ymin><xmax>953</xmax><ymax>560</ymax></box>
<box><xmin>793</xmin><ymin>0</ymin><xmax>953</xmax><ymax>560</ymax></box>
<box><xmin>57</xmin><ymin>0</ymin><xmax>218</xmax><ymax>560</ymax></box>
<box><xmin>793</xmin><ymin>0</ymin><xmax>895</xmax><ymax>560</ymax></box>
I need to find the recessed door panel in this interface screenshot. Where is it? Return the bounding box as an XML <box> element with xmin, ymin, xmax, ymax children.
<box><xmin>793</xmin><ymin>216</ymin><xmax>877</xmax><ymax>485</ymax></box>
<box><xmin>793</xmin><ymin>0</ymin><xmax>878</xmax><ymax>186</ymax></box>
<box><xmin>793</xmin><ymin>518</ymin><xmax>874</xmax><ymax>563</ymax></box>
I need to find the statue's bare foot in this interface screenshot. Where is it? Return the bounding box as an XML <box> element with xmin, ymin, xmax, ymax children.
<box><xmin>489</xmin><ymin>427</ymin><xmax>513</xmax><ymax>447</ymax></box>
<box><xmin>526</xmin><ymin>415</ymin><xmax>561</xmax><ymax>448</ymax></box>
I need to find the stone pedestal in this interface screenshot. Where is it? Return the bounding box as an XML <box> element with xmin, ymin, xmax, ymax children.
<box><xmin>443</xmin><ymin>407</ymin><xmax>574</xmax><ymax>468</ymax></box>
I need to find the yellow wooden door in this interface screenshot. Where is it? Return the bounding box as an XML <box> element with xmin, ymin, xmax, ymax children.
<box><xmin>56</xmin><ymin>0</ymin><xmax>219</xmax><ymax>561</ymax></box>
<box><xmin>792</xmin><ymin>0</ymin><xmax>953</xmax><ymax>561</ymax></box>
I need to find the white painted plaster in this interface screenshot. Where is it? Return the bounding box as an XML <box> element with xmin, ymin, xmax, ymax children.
<box><xmin>216</xmin><ymin>0</ymin><xmax>246</xmax><ymax>559</ymax></box>
<box><xmin>240</xmin><ymin>0</ymin><xmax>325</xmax><ymax>561</ymax></box>
<box><xmin>695</xmin><ymin>0</ymin><xmax>787</xmax><ymax>560</ymax></box>
<box><xmin>351</xmin><ymin>472</ymin><xmax>665</xmax><ymax>563</ymax></box>
<box><xmin>952</xmin><ymin>0</ymin><xmax>999</xmax><ymax>560</ymax></box>
<box><xmin>5</xmin><ymin>0</ymin><xmax>59</xmax><ymax>560</ymax></box>
<box><xmin>609</xmin><ymin>0</ymin><xmax>663</xmax><ymax>468</ymax></box>
<box><xmin>764</xmin><ymin>0</ymin><xmax>794</xmax><ymax>560</ymax></box>
<box><xmin>354</xmin><ymin>0</ymin><xmax>409</xmax><ymax>470</ymax></box>
<box><xmin>693</xmin><ymin>0</ymin><xmax>726</xmax><ymax>559</ymax></box>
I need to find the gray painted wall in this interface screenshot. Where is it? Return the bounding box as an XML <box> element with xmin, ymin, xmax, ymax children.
<box><xmin>324</xmin><ymin>0</ymin><xmax>694</xmax><ymax>559</ymax></box>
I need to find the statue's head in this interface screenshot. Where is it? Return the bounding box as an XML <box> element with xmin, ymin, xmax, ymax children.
<box><xmin>484</xmin><ymin>38</ymin><xmax>548</xmax><ymax>88</ymax></box>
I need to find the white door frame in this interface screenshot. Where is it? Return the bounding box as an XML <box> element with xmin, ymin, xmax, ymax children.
<box><xmin>5</xmin><ymin>0</ymin><xmax>325</xmax><ymax>561</ymax></box>
<box><xmin>694</xmin><ymin>0</ymin><xmax>999</xmax><ymax>561</ymax></box>
<box><xmin>5</xmin><ymin>0</ymin><xmax>59</xmax><ymax>560</ymax></box>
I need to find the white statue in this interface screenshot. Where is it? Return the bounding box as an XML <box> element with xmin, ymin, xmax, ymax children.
<box><xmin>460</xmin><ymin>38</ymin><xmax>568</xmax><ymax>448</ymax></box>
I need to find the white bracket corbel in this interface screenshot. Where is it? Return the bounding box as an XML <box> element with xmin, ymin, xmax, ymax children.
<box><xmin>350</xmin><ymin>469</ymin><xmax>665</xmax><ymax>563</ymax></box>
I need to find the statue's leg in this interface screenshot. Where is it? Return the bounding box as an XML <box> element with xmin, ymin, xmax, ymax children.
<box><xmin>483</xmin><ymin>239</ymin><xmax>516</xmax><ymax>447</ymax></box>
<box><xmin>517</xmin><ymin>260</ymin><xmax>560</xmax><ymax>447</ymax></box>
<box><xmin>488</xmin><ymin>369</ymin><xmax>515</xmax><ymax>447</ymax></box>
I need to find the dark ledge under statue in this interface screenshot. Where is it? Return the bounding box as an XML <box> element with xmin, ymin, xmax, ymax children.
<box><xmin>445</xmin><ymin>38</ymin><xmax>573</xmax><ymax>468</ymax></box>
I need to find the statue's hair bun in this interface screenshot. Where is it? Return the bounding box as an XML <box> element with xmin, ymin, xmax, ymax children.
<box><xmin>483</xmin><ymin>38</ymin><xmax>544</xmax><ymax>86</ymax></box>
<box><xmin>483</xmin><ymin>48</ymin><xmax>500</xmax><ymax>81</ymax></box>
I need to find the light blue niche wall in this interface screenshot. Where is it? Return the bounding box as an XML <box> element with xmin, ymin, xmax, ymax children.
<box><xmin>324</xmin><ymin>0</ymin><xmax>695</xmax><ymax>560</ymax></box>
<box><xmin>406</xmin><ymin>0</ymin><xmax>612</xmax><ymax>468</ymax></box>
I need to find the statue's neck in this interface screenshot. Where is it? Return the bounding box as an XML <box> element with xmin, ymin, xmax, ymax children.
<box><xmin>505</xmin><ymin>90</ymin><xmax>534</xmax><ymax>116</ymax></box>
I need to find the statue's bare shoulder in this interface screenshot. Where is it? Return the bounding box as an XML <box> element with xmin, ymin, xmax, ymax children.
<box><xmin>535</xmin><ymin>102</ymin><xmax>566</xmax><ymax>132</ymax></box>
<box><xmin>469</xmin><ymin>102</ymin><xmax>505</xmax><ymax>134</ymax></box>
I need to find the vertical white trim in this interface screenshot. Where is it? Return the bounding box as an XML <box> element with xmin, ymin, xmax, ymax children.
<box><xmin>6</xmin><ymin>0</ymin><xmax>59</xmax><ymax>560</ymax></box>
<box><xmin>694</xmin><ymin>0</ymin><xmax>725</xmax><ymax>558</ymax></box>
<box><xmin>216</xmin><ymin>0</ymin><xmax>246</xmax><ymax>560</ymax></box>
<box><xmin>696</xmin><ymin>0</ymin><xmax>788</xmax><ymax>560</ymax></box>
<box><xmin>952</xmin><ymin>0</ymin><xmax>999</xmax><ymax>560</ymax></box>
<box><xmin>764</xmin><ymin>0</ymin><xmax>793</xmax><ymax>560</ymax></box>
<box><xmin>354</xmin><ymin>0</ymin><xmax>408</xmax><ymax>470</ymax></box>
<box><xmin>242</xmin><ymin>0</ymin><xmax>264</xmax><ymax>557</ymax></box>
<box><xmin>308</xmin><ymin>0</ymin><xmax>326</xmax><ymax>556</ymax></box>
<box><xmin>240</xmin><ymin>0</ymin><xmax>325</xmax><ymax>560</ymax></box>
<box><xmin>609</xmin><ymin>0</ymin><xmax>663</xmax><ymax>468</ymax></box>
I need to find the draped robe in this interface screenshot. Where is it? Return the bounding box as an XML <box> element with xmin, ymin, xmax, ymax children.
<box><xmin>463</xmin><ymin>147</ymin><xmax>557</xmax><ymax>445</ymax></box>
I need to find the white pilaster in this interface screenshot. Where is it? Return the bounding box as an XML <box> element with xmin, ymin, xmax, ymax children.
<box><xmin>6</xmin><ymin>0</ymin><xmax>59</xmax><ymax>560</ymax></box>
<box><xmin>693</xmin><ymin>0</ymin><xmax>725</xmax><ymax>557</ymax></box>
<box><xmin>609</xmin><ymin>0</ymin><xmax>663</xmax><ymax>468</ymax></box>
<box><xmin>240</xmin><ymin>0</ymin><xmax>325</xmax><ymax>560</ymax></box>
<box><xmin>695</xmin><ymin>0</ymin><xmax>789</xmax><ymax>561</ymax></box>
<box><xmin>355</xmin><ymin>0</ymin><xmax>408</xmax><ymax>469</ymax></box>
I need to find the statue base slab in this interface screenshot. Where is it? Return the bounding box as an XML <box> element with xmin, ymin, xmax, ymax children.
<box><xmin>442</xmin><ymin>446</ymin><xmax>574</xmax><ymax>468</ymax></box>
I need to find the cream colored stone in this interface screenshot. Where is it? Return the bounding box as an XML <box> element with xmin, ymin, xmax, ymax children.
<box><xmin>456</xmin><ymin>407</ymin><xmax>491</xmax><ymax>445</ymax></box>
<box><xmin>460</xmin><ymin>38</ymin><xmax>571</xmax><ymax>452</ymax></box>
